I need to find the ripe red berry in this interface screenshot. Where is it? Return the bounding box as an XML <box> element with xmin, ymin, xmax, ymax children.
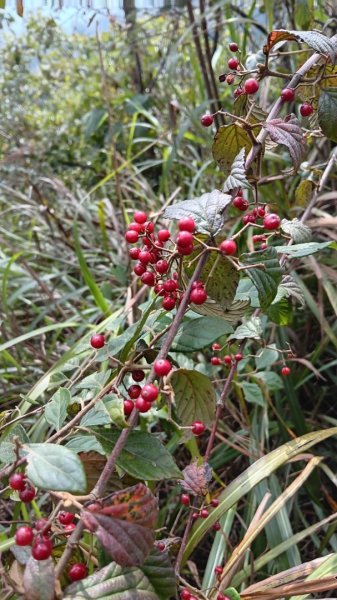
<box><xmin>134</xmin><ymin>211</ymin><xmax>147</xmax><ymax>224</ymax></box>
<box><xmin>201</xmin><ymin>114</ymin><xmax>214</xmax><ymax>127</ymax></box>
<box><xmin>157</xmin><ymin>229</ymin><xmax>170</xmax><ymax>242</ymax></box>
<box><xmin>191</xmin><ymin>420</ymin><xmax>206</xmax><ymax>435</ymax></box>
<box><xmin>156</xmin><ymin>541</ymin><xmax>166</xmax><ymax>552</ymax></box>
<box><xmin>138</xmin><ymin>250</ymin><xmax>152</xmax><ymax>265</ymax></box>
<box><xmin>300</xmin><ymin>103</ymin><xmax>314</xmax><ymax>117</ymax></box>
<box><xmin>128</xmin><ymin>222</ymin><xmax>144</xmax><ymax>233</ymax></box>
<box><xmin>281</xmin><ymin>366</ymin><xmax>291</xmax><ymax>376</ymax></box>
<box><xmin>35</xmin><ymin>519</ymin><xmax>51</xmax><ymax>532</ymax></box>
<box><xmin>134</xmin><ymin>262</ymin><xmax>146</xmax><ymax>276</ymax></box>
<box><xmin>213</xmin><ymin>521</ymin><xmax>221</xmax><ymax>531</ymax></box>
<box><xmin>219</xmin><ymin>239</ymin><xmax>237</xmax><ymax>256</ymax></box>
<box><xmin>123</xmin><ymin>399</ymin><xmax>135</xmax><ymax>416</ymax></box>
<box><xmin>154</xmin><ymin>359</ymin><xmax>172</xmax><ymax>377</ymax></box>
<box><xmin>242</xmin><ymin>213</ymin><xmax>256</xmax><ymax>225</ymax></box>
<box><xmin>19</xmin><ymin>484</ymin><xmax>36</xmax><ymax>503</ymax></box>
<box><xmin>224</xmin><ymin>355</ymin><xmax>232</xmax><ymax>364</ymax></box>
<box><xmin>15</xmin><ymin>526</ymin><xmax>34</xmax><ymax>546</ymax></box>
<box><xmin>233</xmin><ymin>196</ymin><xmax>249</xmax><ymax>211</ymax></box>
<box><xmin>244</xmin><ymin>78</ymin><xmax>259</xmax><ymax>94</ymax></box>
<box><xmin>229</xmin><ymin>42</ymin><xmax>239</xmax><ymax>51</ymax></box>
<box><xmin>64</xmin><ymin>523</ymin><xmax>76</xmax><ymax>534</ymax></box>
<box><xmin>141</xmin><ymin>271</ymin><xmax>156</xmax><ymax>287</ymax></box>
<box><xmin>141</xmin><ymin>383</ymin><xmax>159</xmax><ymax>402</ymax></box>
<box><xmin>155</xmin><ymin>260</ymin><xmax>169</xmax><ymax>274</ymax></box>
<box><xmin>145</xmin><ymin>221</ymin><xmax>155</xmax><ymax>234</ymax></box>
<box><xmin>200</xmin><ymin>508</ymin><xmax>209</xmax><ymax>518</ymax></box>
<box><xmin>215</xmin><ymin>565</ymin><xmax>223</xmax><ymax>575</ymax></box>
<box><xmin>163</xmin><ymin>279</ymin><xmax>178</xmax><ymax>292</ymax></box>
<box><xmin>178</xmin><ymin>217</ymin><xmax>196</xmax><ymax>232</ymax></box>
<box><xmin>211</xmin><ymin>498</ymin><xmax>219</xmax><ymax>507</ymax></box>
<box><xmin>32</xmin><ymin>538</ymin><xmax>53</xmax><ymax>560</ymax></box>
<box><xmin>281</xmin><ymin>87</ymin><xmax>295</xmax><ymax>102</ymax></box>
<box><xmin>125</xmin><ymin>230</ymin><xmax>139</xmax><ymax>244</ymax></box>
<box><xmin>180</xmin><ymin>494</ymin><xmax>190</xmax><ymax>506</ymax></box>
<box><xmin>189</xmin><ymin>287</ymin><xmax>207</xmax><ymax>305</ymax></box>
<box><xmin>129</xmin><ymin>247</ymin><xmax>140</xmax><ymax>260</ymax></box>
<box><xmin>211</xmin><ymin>356</ymin><xmax>222</xmax><ymax>365</ymax></box>
<box><xmin>260</xmin><ymin>242</ymin><xmax>268</xmax><ymax>249</ymax></box>
<box><xmin>217</xmin><ymin>595</ymin><xmax>230</xmax><ymax>600</ymax></box>
<box><xmin>263</xmin><ymin>213</ymin><xmax>281</xmax><ymax>230</ymax></box>
<box><xmin>162</xmin><ymin>296</ymin><xmax>176</xmax><ymax>311</ymax></box>
<box><xmin>228</xmin><ymin>57</ymin><xmax>239</xmax><ymax>70</ymax></box>
<box><xmin>131</xmin><ymin>369</ymin><xmax>145</xmax><ymax>382</ymax></box>
<box><xmin>180</xmin><ymin>590</ymin><xmax>192</xmax><ymax>600</ymax></box>
<box><xmin>58</xmin><ymin>511</ymin><xmax>75</xmax><ymax>526</ymax></box>
<box><xmin>226</xmin><ymin>74</ymin><xmax>235</xmax><ymax>85</ymax></box>
<box><xmin>234</xmin><ymin>87</ymin><xmax>243</xmax><ymax>98</ymax></box>
<box><xmin>68</xmin><ymin>562</ymin><xmax>88</xmax><ymax>582</ymax></box>
<box><xmin>154</xmin><ymin>283</ymin><xmax>165</xmax><ymax>296</ymax></box>
<box><xmin>176</xmin><ymin>231</ymin><xmax>194</xmax><ymax>247</ymax></box>
<box><xmin>135</xmin><ymin>397</ymin><xmax>152</xmax><ymax>413</ymax></box>
<box><xmin>235</xmin><ymin>353</ymin><xmax>243</xmax><ymax>362</ymax></box>
<box><xmin>128</xmin><ymin>384</ymin><xmax>141</xmax><ymax>399</ymax></box>
<box><xmin>177</xmin><ymin>244</ymin><xmax>194</xmax><ymax>256</ymax></box>
<box><xmin>252</xmin><ymin>234</ymin><xmax>264</xmax><ymax>243</ymax></box>
<box><xmin>9</xmin><ymin>472</ymin><xmax>26</xmax><ymax>491</ymax></box>
<box><xmin>90</xmin><ymin>334</ymin><xmax>105</xmax><ymax>349</ymax></box>
<box><xmin>192</xmin><ymin>512</ymin><xmax>199</xmax><ymax>520</ymax></box>
<box><xmin>212</xmin><ymin>343</ymin><xmax>221</xmax><ymax>351</ymax></box>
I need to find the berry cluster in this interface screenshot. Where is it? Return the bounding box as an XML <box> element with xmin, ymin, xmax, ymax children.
<box><xmin>9</xmin><ymin>471</ymin><xmax>36</xmax><ymax>502</ymax></box>
<box><xmin>210</xmin><ymin>344</ymin><xmax>243</xmax><ymax>366</ymax></box>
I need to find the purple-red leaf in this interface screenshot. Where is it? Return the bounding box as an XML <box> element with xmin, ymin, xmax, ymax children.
<box><xmin>179</xmin><ymin>461</ymin><xmax>212</xmax><ymax>496</ymax></box>
<box><xmin>263</xmin><ymin>114</ymin><xmax>306</xmax><ymax>169</ymax></box>
<box><xmin>264</xmin><ymin>30</ymin><xmax>337</xmax><ymax>64</ymax></box>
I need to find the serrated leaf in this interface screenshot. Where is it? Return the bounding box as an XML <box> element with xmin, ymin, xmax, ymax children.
<box><xmin>240</xmin><ymin>248</ymin><xmax>282</xmax><ymax>310</ymax></box>
<box><xmin>228</xmin><ymin>316</ymin><xmax>262</xmax><ymax>341</ymax></box>
<box><xmin>273</xmin><ymin>275</ymin><xmax>305</xmax><ymax>306</ymax></box>
<box><xmin>268</xmin><ymin>298</ymin><xmax>293</xmax><ymax>325</ymax></box>
<box><xmin>223</xmin><ymin>148</ymin><xmax>251</xmax><ymax>192</ymax></box>
<box><xmin>82</xmin><ymin>484</ymin><xmax>157</xmax><ymax>567</ymax></box>
<box><xmin>185</xmin><ymin>250</ymin><xmax>239</xmax><ymax>310</ymax></box>
<box><xmin>179</xmin><ymin>461</ymin><xmax>212</xmax><ymax>496</ymax></box>
<box><xmin>44</xmin><ymin>388</ymin><xmax>71</xmax><ymax>431</ymax></box>
<box><xmin>164</xmin><ymin>189</ymin><xmax>232</xmax><ymax>235</ymax></box>
<box><xmin>80</xmin><ymin>400</ymin><xmax>112</xmax><ymax>427</ymax></box>
<box><xmin>235</xmin><ymin>278</ymin><xmax>260</xmax><ymax>308</ymax></box>
<box><xmin>142</xmin><ymin>548</ymin><xmax>177</xmax><ymax>600</ymax></box>
<box><xmin>318</xmin><ymin>89</ymin><xmax>337</xmax><ymax>142</ymax></box>
<box><xmin>281</xmin><ymin>218</ymin><xmax>312</xmax><ymax>243</ymax></box>
<box><xmin>274</xmin><ymin>241</ymin><xmax>332</xmax><ymax>257</ymax></box>
<box><xmin>190</xmin><ymin>299</ymin><xmax>250</xmax><ymax>321</ymax></box>
<box><xmin>212</xmin><ymin>123</ymin><xmax>253</xmax><ymax>176</ymax></box>
<box><xmin>171</xmin><ymin>369</ymin><xmax>216</xmax><ymax>427</ymax></box>
<box><xmin>264</xmin><ymin>29</ymin><xmax>337</xmax><ymax>64</ymax></box>
<box><xmin>92</xmin><ymin>429</ymin><xmax>181</xmax><ymax>480</ymax></box>
<box><xmin>263</xmin><ymin>114</ymin><xmax>306</xmax><ymax>169</ymax></box>
<box><xmin>23</xmin><ymin>556</ymin><xmax>55</xmax><ymax>600</ymax></box>
<box><xmin>24</xmin><ymin>444</ymin><xmax>86</xmax><ymax>493</ymax></box>
<box><xmin>170</xmin><ymin>316</ymin><xmax>233</xmax><ymax>351</ymax></box>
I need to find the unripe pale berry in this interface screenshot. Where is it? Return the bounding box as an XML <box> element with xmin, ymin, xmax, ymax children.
<box><xmin>263</xmin><ymin>213</ymin><xmax>281</xmax><ymax>230</ymax></box>
<box><xmin>90</xmin><ymin>334</ymin><xmax>105</xmax><ymax>349</ymax></box>
<box><xmin>154</xmin><ymin>359</ymin><xmax>172</xmax><ymax>377</ymax></box>
<box><xmin>141</xmin><ymin>383</ymin><xmax>159</xmax><ymax>402</ymax></box>
<box><xmin>191</xmin><ymin>420</ymin><xmax>206</xmax><ymax>435</ymax></box>
<box><xmin>281</xmin><ymin>87</ymin><xmax>295</xmax><ymax>102</ymax></box>
<box><xmin>201</xmin><ymin>114</ymin><xmax>214</xmax><ymax>127</ymax></box>
<box><xmin>219</xmin><ymin>239</ymin><xmax>237</xmax><ymax>256</ymax></box>
<box><xmin>244</xmin><ymin>78</ymin><xmax>259</xmax><ymax>94</ymax></box>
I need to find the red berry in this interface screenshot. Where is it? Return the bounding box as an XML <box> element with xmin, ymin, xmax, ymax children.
<box><xmin>141</xmin><ymin>383</ymin><xmax>159</xmax><ymax>402</ymax></box>
<box><xmin>90</xmin><ymin>334</ymin><xmax>105</xmax><ymax>349</ymax></box>
<box><xmin>229</xmin><ymin>42</ymin><xmax>239</xmax><ymax>51</ymax></box>
<box><xmin>228</xmin><ymin>57</ymin><xmax>239</xmax><ymax>70</ymax></box>
<box><xmin>141</xmin><ymin>271</ymin><xmax>156</xmax><ymax>287</ymax></box>
<box><xmin>281</xmin><ymin>366</ymin><xmax>291</xmax><ymax>376</ymax></box>
<box><xmin>32</xmin><ymin>538</ymin><xmax>53</xmax><ymax>560</ymax></box>
<box><xmin>201</xmin><ymin>114</ymin><xmax>214</xmax><ymax>127</ymax></box>
<box><xmin>128</xmin><ymin>222</ymin><xmax>144</xmax><ymax>233</ymax></box>
<box><xmin>15</xmin><ymin>526</ymin><xmax>34</xmax><ymax>546</ymax></box>
<box><xmin>300</xmin><ymin>103</ymin><xmax>314</xmax><ymax>117</ymax></box>
<box><xmin>163</xmin><ymin>279</ymin><xmax>178</xmax><ymax>292</ymax></box>
<box><xmin>257</xmin><ymin>206</ymin><xmax>265</xmax><ymax>217</ymax></box>
<box><xmin>191</xmin><ymin>420</ymin><xmax>206</xmax><ymax>435</ymax></box>
<box><xmin>212</xmin><ymin>343</ymin><xmax>221</xmax><ymax>351</ymax></box>
<box><xmin>162</xmin><ymin>296</ymin><xmax>176</xmax><ymax>311</ymax></box>
<box><xmin>281</xmin><ymin>87</ymin><xmax>295</xmax><ymax>102</ymax></box>
<box><xmin>217</xmin><ymin>595</ymin><xmax>230</xmax><ymax>600</ymax></box>
<box><xmin>125</xmin><ymin>230</ymin><xmax>139</xmax><ymax>244</ymax></box>
<box><xmin>235</xmin><ymin>353</ymin><xmax>243</xmax><ymax>362</ymax></box>
<box><xmin>154</xmin><ymin>283</ymin><xmax>165</xmax><ymax>296</ymax></box>
<box><xmin>135</xmin><ymin>397</ymin><xmax>152</xmax><ymax>413</ymax></box>
<box><xmin>200</xmin><ymin>508</ymin><xmax>209</xmax><ymax>518</ymax></box>
<box><xmin>19</xmin><ymin>484</ymin><xmax>36</xmax><ymax>503</ymax></box>
<box><xmin>128</xmin><ymin>384</ymin><xmax>141</xmax><ymax>399</ymax></box>
<box><xmin>134</xmin><ymin>211</ymin><xmax>147</xmax><ymax>224</ymax></box>
<box><xmin>242</xmin><ymin>213</ymin><xmax>256</xmax><ymax>225</ymax></box>
<box><xmin>211</xmin><ymin>498</ymin><xmax>219</xmax><ymax>507</ymax></box>
<box><xmin>58</xmin><ymin>511</ymin><xmax>75</xmax><ymax>526</ymax></box>
<box><xmin>138</xmin><ymin>250</ymin><xmax>152</xmax><ymax>264</ymax></box>
<box><xmin>211</xmin><ymin>356</ymin><xmax>222</xmax><ymax>365</ymax></box>
<box><xmin>176</xmin><ymin>231</ymin><xmax>194</xmax><ymax>247</ymax></box>
<box><xmin>129</xmin><ymin>247</ymin><xmax>140</xmax><ymax>260</ymax></box>
<box><xmin>177</xmin><ymin>244</ymin><xmax>194</xmax><ymax>256</ymax></box>
<box><xmin>226</xmin><ymin>74</ymin><xmax>235</xmax><ymax>85</ymax></box>
<box><xmin>219</xmin><ymin>239</ymin><xmax>237</xmax><ymax>256</ymax></box>
<box><xmin>68</xmin><ymin>562</ymin><xmax>88</xmax><ymax>582</ymax></box>
<box><xmin>234</xmin><ymin>87</ymin><xmax>243</xmax><ymax>98</ymax></box>
<box><xmin>263</xmin><ymin>213</ymin><xmax>281</xmax><ymax>230</ymax></box>
<box><xmin>192</xmin><ymin>512</ymin><xmax>199</xmax><ymax>520</ymax></box>
<box><xmin>260</xmin><ymin>242</ymin><xmax>268</xmax><ymax>250</ymax></box>
<box><xmin>180</xmin><ymin>494</ymin><xmax>190</xmax><ymax>506</ymax></box>
<box><xmin>213</xmin><ymin>521</ymin><xmax>221</xmax><ymax>531</ymax></box>
<box><xmin>157</xmin><ymin>229</ymin><xmax>170</xmax><ymax>242</ymax></box>
<box><xmin>154</xmin><ymin>359</ymin><xmax>172</xmax><ymax>377</ymax></box>
<box><xmin>9</xmin><ymin>472</ymin><xmax>26</xmax><ymax>491</ymax></box>
<box><xmin>244</xmin><ymin>78</ymin><xmax>259</xmax><ymax>94</ymax></box>
<box><xmin>155</xmin><ymin>260</ymin><xmax>169</xmax><ymax>274</ymax></box>
<box><xmin>215</xmin><ymin>565</ymin><xmax>223</xmax><ymax>575</ymax></box>
<box><xmin>178</xmin><ymin>217</ymin><xmax>196</xmax><ymax>233</ymax></box>
<box><xmin>224</xmin><ymin>355</ymin><xmax>232</xmax><ymax>364</ymax></box>
<box><xmin>233</xmin><ymin>196</ymin><xmax>249</xmax><ymax>211</ymax></box>
<box><xmin>180</xmin><ymin>591</ymin><xmax>192</xmax><ymax>600</ymax></box>
<box><xmin>134</xmin><ymin>262</ymin><xmax>146</xmax><ymax>276</ymax></box>
<box><xmin>252</xmin><ymin>234</ymin><xmax>264</xmax><ymax>243</ymax></box>
<box><xmin>156</xmin><ymin>541</ymin><xmax>165</xmax><ymax>552</ymax></box>
<box><xmin>145</xmin><ymin>221</ymin><xmax>155</xmax><ymax>234</ymax></box>
<box><xmin>35</xmin><ymin>519</ymin><xmax>51</xmax><ymax>533</ymax></box>
<box><xmin>189</xmin><ymin>288</ymin><xmax>207</xmax><ymax>305</ymax></box>
<box><xmin>123</xmin><ymin>399</ymin><xmax>135</xmax><ymax>416</ymax></box>
<box><xmin>132</xmin><ymin>369</ymin><xmax>145</xmax><ymax>382</ymax></box>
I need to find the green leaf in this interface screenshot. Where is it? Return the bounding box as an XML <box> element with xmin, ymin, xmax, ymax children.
<box><xmin>80</xmin><ymin>400</ymin><xmax>112</xmax><ymax>426</ymax></box>
<box><xmin>262</xmin><ymin>114</ymin><xmax>306</xmax><ymax>169</ymax></box>
<box><xmin>76</xmin><ymin>370</ymin><xmax>111</xmax><ymax>391</ymax></box>
<box><xmin>164</xmin><ymin>189</ymin><xmax>232</xmax><ymax>236</ymax></box>
<box><xmin>254</xmin><ymin>371</ymin><xmax>284</xmax><ymax>391</ymax></box>
<box><xmin>170</xmin><ymin>316</ymin><xmax>233</xmax><ymax>351</ymax></box>
<box><xmin>273</xmin><ymin>275</ymin><xmax>305</xmax><ymax>306</ymax></box>
<box><xmin>241</xmin><ymin>381</ymin><xmax>265</xmax><ymax>406</ymax></box>
<box><xmin>235</xmin><ymin>278</ymin><xmax>260</xmax><ymax>308</ymax></box>
<box><xmin>0</xmin><ymin>425</ymin><xmax>30</xmax><ymax>464</ymax></box>
<box><xmin>274</xmin><ymin>241</ymin><xmax>332</xmax><ymax>257</ymax></box>
<box><xmin>268</xmin><ymin>298</ymin><xmax>293</xmax><ymax>325</ymax></box>
<box><xmin>281</xmin><ymin>218</ymin><xmax>312</xmax><ymax>243</ymax></box>
<box><xmin>170</xmin><ymin>369</ymin><xmax>216</xmax><ymax>426</ymax></box>
<box><xmin>212</xmin><ymin>123</ymin><xmax>253</xmax><ymax>177</ymax></box>
<box><xmin>44</xmin><ymin>388</ymin><xmax>71</xmax><ymax>431</ymax></box>
<box><xmin>240</xmin><ymin>247</ymin><xmax>282</xmax><ymax>310</ymax></box>
<box><xmin>65</xmin><ymin>435</ymin><xmax>105</xmax><ymax>455</ymax></box>
<box><xmin>294</xmin><ymin>0</ymin><xmax>314</xmax><ymax>29</ymax></box>
<box><xmin>142</xmin><ymin>549</ymin><xmax>177</xmax><ymax>600</ymax></box>
<box><xmin>223</xmin><ymin>148</ymin><xmax>251</xmax><ymax>192</ymax></box>
<box><xmin>228</xmin><ymin>316</ymin><xmax>262</xmax><ymax>341</ymax></box>
<box><xmin>185</xmin><ymin>251</ymin><xmax>239</xmax><ymax>310</ymax></box>
<box><xmin>255</xmin><ymin>345</ymin><xmax>279</xmax><ymax>370</ymax></box>
<box><xmin>23</xmin><ymin>556</ymin><xmax>55</xmax><ymax>600</ymax></box>
<box><xmin>24</xmin><ymin>444</ymin><xmax>87</xmax><ymax>493</ymax></box>
<box><xmin>103</xmin><ymin>395</ymin><xmax>128</xmax><ymax>428</ymax></box>
<box><xmin>93</xmin><ymin>429</ymin><xmax>181</xmax><ymax>480</ymax></box>
<box><xmin>223</xmin><ymin>587</ymin><xmax>241</xmax><ymax>600</ymax></box>
<box><xmin>318</xmin><ymin>89</ymin><xmax>337</xmax><ymax>142</ymax></box>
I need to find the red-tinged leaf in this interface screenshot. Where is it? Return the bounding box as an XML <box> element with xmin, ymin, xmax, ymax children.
<box><xmin>81</xmin><ymin>483</ymin><xmax>158</xmax><ymax>566</ymax></box>
<box><xmin>262</xmin><ymin>114</ymin><xmax>306</xmax><ymax>169</ymax></box>
<box><xmin>23</xmin><ymin>556</ymin><xmax>55</xmax><ymax>600</ymax></box>
<box><xmin>263</xmin><ymin>29</ymin><xmax>337</xmax><ymax>63</ymax></box>
<box><xmin>179</xmin><ymin>461</ymin><xmax>212</xmax><ymax>496</ymax></box>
